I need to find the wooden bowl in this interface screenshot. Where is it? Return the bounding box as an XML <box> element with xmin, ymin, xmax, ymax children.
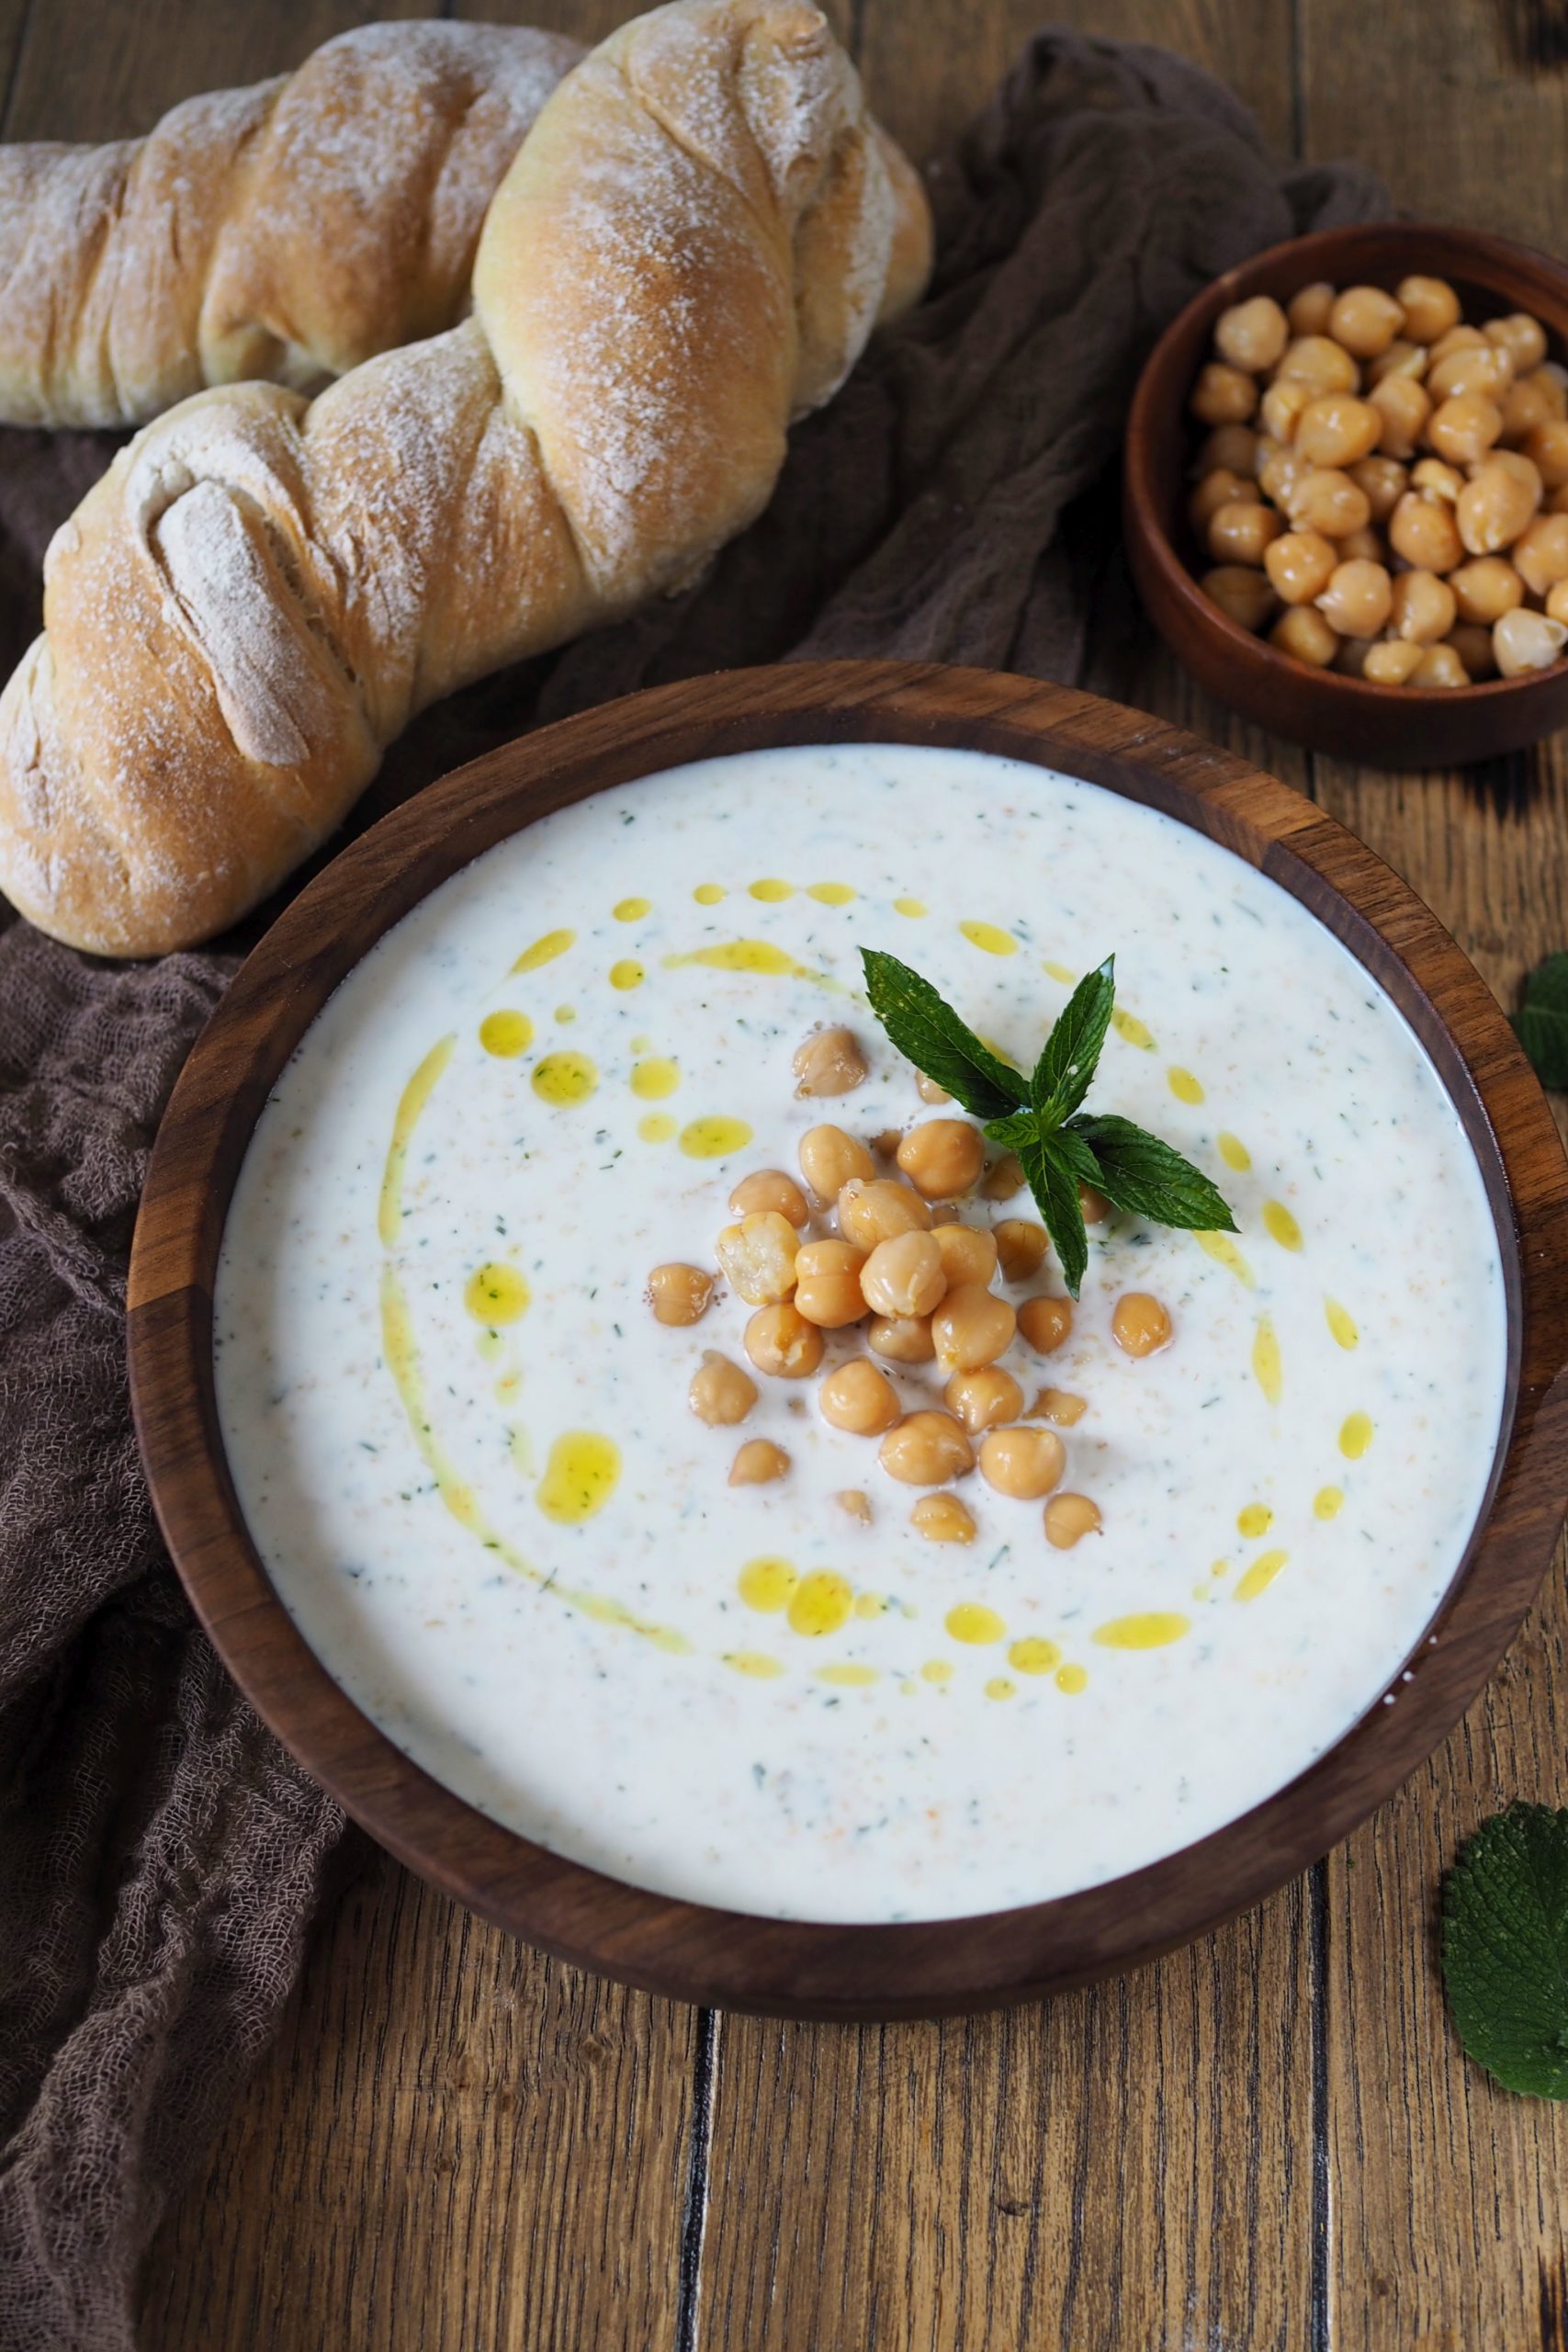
<box><xmin>1124</xmin><ymin>223</ymin><xmax>1568</xmax><ymax>766</ymax></box>
<box><xmin>129</xmin><ymin>660</ymin><xmax>1568</xmax><ymax>2019</ymax></box>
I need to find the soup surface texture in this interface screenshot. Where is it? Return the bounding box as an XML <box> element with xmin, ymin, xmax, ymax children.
<box><xmin>215</xmin><ymin>744</ymin><xmax>1507</xmax><ymax>1923</ymax></box>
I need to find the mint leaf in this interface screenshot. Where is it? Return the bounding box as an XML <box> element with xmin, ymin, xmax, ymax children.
<box><xmin>1512</xmin><ymin>954</ymin><xmax>1568</xmax><ymax>1090</ymax></box>
<box><xmin>1443</xmin><ymin>1804</ymin><xmax>1568</xmax><ymax>2098</ymax></box>
<box><xmin>1019</xmin><ymin>1130</ymin><xmax>1089</xmax><ymax>1299</ymax></box>
<box><xmin>1066</xmin><ymin>1113</ymin><xmax>1237</xmax><ymax>1233</ymax></box>
<box><xmin>1032</xmin><ymin>957</ymin><xmax>1115</xmax><ymax>1122</ymax></box>
<box><xmin>860</xmin><ymin>950</ymin><xmax>1027</xmax><ymax>1121</ymax></box>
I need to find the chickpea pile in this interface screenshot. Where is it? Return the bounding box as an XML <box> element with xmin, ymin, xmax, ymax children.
<box><xmin>1189</xmin><ymin>275</ymin><xmax>1568</xmax><ymax>685</ymax></box>
<box><xmin>645</xmin><ymin>1023</ymin><xmax>1178</xmax><ymax>1555</ymax></box>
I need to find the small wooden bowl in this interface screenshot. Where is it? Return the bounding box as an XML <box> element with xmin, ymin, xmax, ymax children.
<box><xmin>1124</xmin><ymin>223</ymin><xmax>1568</xmax><ymax>766</ymax></box>
<box><xmin>129</xmin><ymin>661</ymin><xmax>1568</xmax><ymax>2019</ymax></box>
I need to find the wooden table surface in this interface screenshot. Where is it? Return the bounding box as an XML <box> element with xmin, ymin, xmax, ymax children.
<box><xmin>10</xmin><ymin>1</ymin><xmax>1567</xmax><ymax>2345</ymax></box>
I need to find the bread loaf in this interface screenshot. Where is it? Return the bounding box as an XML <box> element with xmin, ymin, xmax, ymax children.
<box><xmin>0</xmin><ymin>20</ymin><xmax>581</xmax><ymax>428</ymax></box>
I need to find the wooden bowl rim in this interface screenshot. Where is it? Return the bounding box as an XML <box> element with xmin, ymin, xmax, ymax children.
<box><xmin>128</xmin><ymin>658</ymin><xmax>1568</xmax><ymax>2019</ymax></box>
<box><xmin>1124</xmin><ymin>220</ymin><xmax>1568</xmax><ymax>712</ymax></box>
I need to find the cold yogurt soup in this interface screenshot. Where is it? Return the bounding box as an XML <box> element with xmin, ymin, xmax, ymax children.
<box><xmin>215</xmin><ymin>742</ymin><xmax>1508</xmax><ymax>1923</ymax></box>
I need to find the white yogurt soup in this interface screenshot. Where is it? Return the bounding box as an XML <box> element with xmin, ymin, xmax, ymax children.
<box><xmin>215</xmin><ymin>742</ymin><xmax>1507</xmax><ymax>1923</ymax></box>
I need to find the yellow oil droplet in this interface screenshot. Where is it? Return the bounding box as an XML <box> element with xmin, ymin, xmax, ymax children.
<box><xmin>985</xmin><ymin>1677</ymin><xmax>1018</xmax><ymax>1701</ymax></box>
<box><xmin>1237</xmin><ymin>1502</ymin><xmax>1273</xmax><ymax>1539</ymax></box>
<box><xmin>1325</xmin><ymin>1296</ymin><xmax>1359</xmax><ymax>1351</ymax></box>
<box><xmin>853</xmin><ymin>1591</ymin><xmax>886</xmax><ymax>1620</ymax></box>
<box><xmin>750</xmin><ymin>877</ymin><xmax>795</xmax><ymax>901</ymax></box>
<box><xmin>494</xmin><ymin>1369</ymin><xmax>522</xmax><ymax>1401</ymax></box>
<box><xmin>1043</xmin><ymin>960</ymin><xmax>1076</xmax><ymax>985</ymax></box>
<box><xmin>945</xmin><ymin>1600</ymin><xmax>1006</xmax><ymax>1645</ymax></box>
<box><xmin>1168</xmin><ymin>1066</ymin><xmax>1205</xmax><ymax>1105</ymax></box>
<box><xmin>1217</xmin><ymin>1131</ymin><xmax>1251</xmax><ymax>1172</ymax></box>
<box><xmin>739</xmin><ymin>1557</ymin><xmax>798</xmax><ymax>1613</ymax></box>
<box><xmin>1092</xmin><ymin>1612</ymin><xmax>1191</xmax><ymax>1650</ymax></box>
<box><xmin>638</xmin><ymin>1114</ymin><xmax>677</xmax><ymax>1143</ymax></box>
<box><xmin>1253</xmin><ymin>1315</ymin><xmax>1283</xmax><ymax>1406</ymax></box>
<box><xmin>614</xmin><ymin>897</ymin><xmax>650</xmax><ymax>922</ymax></box>
<box><xmin>1235</xmin><ymin>1548</ymin><xmax>1289</xmax><ymax>1602</ymax></box>
<box><xmin>536</xmin><ymin>1432</ymin><xmax>620</xmax><ymax>1524</ymax></box>
<box><xmin>511</xmin><ymin>927</ymin><xmax>574</xmax><ymax>974</ymax></box>
<box><xmin>1211</xmin><ymin>1557</ymin><xmax>1229</xmax><ymax>1578</ymax></box>
<box><xmin>630</xmin><ymin>1034</ymin><xmax>650</xmax><ymax>1053</ymax></box>
<box><xmin>479</xmin><ymin>1009</ymin><xmax>533</xmax><ymax>1057</ymax></box>
<box><xmin>895</xmin><ymin>896</ymin><xmax>928</xmax><ymax>918</ymax></box>
<box><xmin>631</xmin><ymin>1057</ymin><xmax>680</xmax><ymax>1100</ymax></box>
<box><xmin>1111</xmin><ymin>1008</ymin><xmax>1156</xmax><ymax>1051</ymax></box>
<box><xmin>787</xmin><ymin>1570</ymin><xmax>854</xmax><ymax>1637</ymax></box>
<box><xmin>465</xmin><ymin>1261</ymin><xmax>530</xmax><ymax>1326</ymax></box>
<box><xmin>609</xmin><ymin>958</ymin><xmax>644</xmax><ymax>991</ymax></box>
<box><xmin>1196</xmin><ymin>1230</ymin><xmax>1256</xmax><ymax>1287</ymax></box>
<box><xmin>807</xmin><ymin>881</ymin><xmax>855</xmax><ymax>905</ymax></box>
<box><xmin>725</xmin><ymin>1651</ymin><xmax>784</xmax><ymax>1679</ymax></box>
<box><xmin>694</xmin><ymin>882</ymin><xmax>726</xmax><ymax>906</ymax></box>
<box><xmin>1264</xmin><ymin>1199</ymin><xmax>1303</xmax><ymax>1252</ymax></box>
<box><xmin>1055</xmin><ymin>1663</ymin><xmax>1089</xmax><ymax>1694</ymax></box>
<box><xmin>507</xmin><ymin>1425</ymin><xmax>533</xmax><ymax>1476</ymax></box>
<box><xmin>818</xmin><ymin>1662</ymin><xmax>879</xmax><ymax>1688</ymax></box>
<box><xmin>378</xmin><ymin>1033</ymin><xmax>455</xmax><ymax>1247</ymax></box>
<box><xmin>664</xmin><ymin>939</ymin><xmax>826</xmax><ymax>982</ymax></box>
<box><xmin>921</xmin><ymin>1658</ymin><xmax>953</xmax><ymax>1685</ymax></box>
<box><xmin>555</xmin><ymin>1004</ymin><xmax>576</xmax><ymax>1024</ymax></box>
<box><xmin>532</xmin><ymin>1051</ymin><xmax>598</xmax><ymax>1105</ymax></box>
<box><xmin>1008</xmin><ymin>1636</ymin><xmax>1061</xmax><ymax>1676</ymax></box>
<box><xmin>679</xmin><ymin>1115</ymin><xmax>753</xmax><ymax>1159</ymax></box>
<box><xmin>1314</xmin><ymin>1486</ymin><xmax>1344</xmax><ymax>1521</ymax></box>
<box><xmin>959</xmin><ymin>920</ymin><xmax>1017</xmax><ymax>956</ymax></box>
<box><xmin>475</xmin><ymin>1328</ymin><xmax>504</xmax><ymax>1363</ymax></box>
<box><xmin>1339</xmin><ymin>1411</ymin><xmax>1373</xmax><ymax>1461</ymax></box>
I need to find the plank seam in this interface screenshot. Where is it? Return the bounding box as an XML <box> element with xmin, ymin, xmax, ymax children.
<box><xmin>1309</xmin><ymin>1859</ymin><xmax>1331</xmax><ymax>2352</ymax></box>
<box><xmin>674</xmin><ymin>2008</ymin><xmax>718</xmax><ymax>2352</ymax></box>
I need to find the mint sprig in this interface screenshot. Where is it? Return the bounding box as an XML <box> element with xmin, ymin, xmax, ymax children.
<box><xmin>1512</xmin><ymin>953</ymin><xmax>1568</xmax><ymax>1089</ymax></box>
<box><xmin>860</xmin><ymin>948</ymin><xmax>1236</xmax><ymax>1297</ymax></box>
<box><xmin>1443</xmin><ymin>1804</ymin><xmax>1568</xmax><ymax>2098</ymax></box>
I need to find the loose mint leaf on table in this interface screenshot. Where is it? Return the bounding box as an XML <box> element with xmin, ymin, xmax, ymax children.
<box><xmin>1442</xmin><ymin>1803</ymin><xmax>1568</xmax><ymax>2099</ymax></box>
<box><xmin>1512</xmin><ymin>953</ymin><xmax>1568</xmax><ymax>1090</ymax></box>
<box><xmin>860</xmin><ymin>949</ymin><xmax>1026</xmax><ymax>1122</ymax></box>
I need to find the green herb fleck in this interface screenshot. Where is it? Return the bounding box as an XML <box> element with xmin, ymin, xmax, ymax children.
<box><xmin>1512</xmin><ymin>954</ymin><xmax>1568</xmax><ymax>1090</ymax></box>
<box><xmin>1442</xmin><ymin>1803</ymin><xmax>1568</xmax><ymax>2098</ymax></box>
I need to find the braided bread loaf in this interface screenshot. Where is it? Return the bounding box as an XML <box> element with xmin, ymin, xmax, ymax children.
<box><xmin>0</xmin><ymin>0</ymin><xmax>931</xmax><ymax>956</ymax></box>
<box><xmin>0</xmin><ymin>20</ymin><xmax>582</xmax><ymax>428</ymax></box>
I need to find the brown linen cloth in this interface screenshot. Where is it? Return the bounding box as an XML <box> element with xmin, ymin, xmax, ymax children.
<box><xmin>0</xmin><ymin>32</ymin><xmax>1386</xmax><ymax>2350</ymax></box>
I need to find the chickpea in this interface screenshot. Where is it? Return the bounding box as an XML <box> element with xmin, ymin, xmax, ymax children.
<box><xmin>1362</xmin><ymin>638</ymin><xmax>1427</xmax><ymax>684</ymax></box>
<box><xmin>1396</xmin><ymin>275</ymin><xmax>1461</xmax><ymax>344</ymax></box>
<box><xmin>1078</xmin><ymin>1183</ymin><xmax>1111</xmax><ymax>1226</ymax></box>
<box><xmin>897</xmin><ymin>1118</ymin><xmax>985</xmax><ymax>1200</ymax></box>
<box><xmin>1449</xmin><ymin>554</ymin><xmax>1525</xmax><ymax>625</ymax></box>
<box><xmin>1295</xmin><ymin>393</ymin><xmax>1382</xmax><ymax>469</ymax></box>
<box><xmin>1486</xmin><ymin>311</ymin><xmax>1549</xmax><ymax>376</ymax></box>
<box><xmin>861</xmin><ymin>1229</ymin><xmax>947</xmax><ymax>1319</ymax></box>
<box><xmin>1494</xmin><ymin>606</ymin><xmax>1568</xmax><ymax>676</ymax></box>
<box><xmin>835</xmin><ymin>1487</ymin><xmax>872</xmax><ymax>1521</ymax></box>
<box><xmin>792</xmin><ymin>1024</ymin><xmax>867</xmax><ymax>1098</ymax></box>
<box><xmin>1547</xmin><ymin>580</ymin><xmax>1568</xmax><ymax>628</ymax></box>
<box><xmin>1190</xmin><ymin>360</ymin><xmax>1258</xmax><ymax>426</ymax></box>
<box><xmin>1388</xmin><ymin>569</ymin><xmax>1457</xmax><ymax>645</ymax></box>
<box><xmin>1388</xmin><ymin>489</ymin><xmax>1462</xmax><ymax>572</ymax></box>
<box><xmin>743</xmin><ymin>1303</ymin><xmax>824</xmax><ymax>1378</ymax></box>
<box><xmin>1284</xmin><ymin>469</ymin><xmax>1371</xmax><ymax>539</ymax></box>
<box><xmin>1215</xmin><ymin>293</ymin><xmax>1289</xmax><ymax>373</ymax></box>
<box><xmin>1192</xmin><ymin>422</ymin><xmax>1260</xmax><ymax>478</ymax></box>
<box><xmin>1018</xmin><ymin>1293</ymin><xmax>1073</xmax><ymax>1354</ymax></box>
<box><xmin>1427</xmin><ymin>345</ymin><xmax>1512</xmax><ymax>405</ymax></box>
<box><xmin>915</xmin><ymin>1071</ymin><xmax>952</xmax><ymax>1104</ymax></box>
<box><xmin>798</xmin><ymin>1123</ymin><xmax>874</xmax><ymax>1204</ymax></box>
<box><xmin>877</xmin><ymin>1409</ymin><xmax>975</xmax><ymax>1487</ymax></box>
<box><xmin>1315</xmin><ymin>558</ymin><xmax>1392</xmax><ymax>638</ymax></box>
<box><xmin>1348</xmin><ymin>455</ymin><xmax>1408</xmax><ymax>520</ymax></box>
<box><xmin>1328</xmin><ymin>284</ymin><xmax>1405</xmax><ymax>359</ymax></box>
<box><xmin>646</xmin><ymin>1262</ymin><xmax>714</xmax><ymax>1327</ymax></box>
<box><xmin>873</xmin><ymin>1127</ymin><xmax>905</xmax><ymax>1159</ymax></box>
<box><xmin>866</xmin><ymin>1312</ymin><xmax>935</xmax><ymax>1363</ymax></box>
<box><xmin>910</xmin><ymin>1493</ymin><xmax>977</xmax><ymax>1544</ymax></box>
<box><xmin>1264</xmin><ymin>528</ymin><xmax>1337</xmax><ymax>605</ymax></box>
<box><xmin>1512</xmin><ymin>513</ymin><xmax>1568</xmax><ymax>596</ymax></box>
<box><xmin>715</xmin><ymin>1211</ymin><xmax>800</xmax><ymax>1306</ymax></box>
<box><xmin>1335</xmin><ymin>636</ymin><xmax>1374</xmax><ymax>679</ymax></box>
<box><xmin>1207</xmin><ymin>500</ymin><xmax>1282</xmax><ymax>567</ymax></box>
<box><xmin>837</xmin><ymin>1175</ymin><xmax>931</xmax><ymax>1251</ymax></box>
<box><xmin>1409</xmin><ymin>643</ymin><xmax>1469</xmax><ymax>689</ymax></box>
<box><xmin>931</xmin><ymin>1222</ymin><xmax>999</xmax><ymax>1286</ymax></box>
<box><xmin>730</xmin><ymin>1438</ymin><xmax>790</xmax><ymax>1486</ymax></box>
<box><xmin>1367</xmin><ymin>340</ymin><xmax>1428</xmax><ymax>386</ymax></box>
<box><xmin>818</xmin><ymin>1358</ymin><xmax>901</xmax><ymax>1436</ymax></box>
<box><xmin>1533</xmin><ymin>364</ymin><xmax>1568</xmax><ymax>419</ymax></box>
<box><xmin>689</xmin><ymin>1351</ymin><xmax>758</xmax><ymax>1425</ymax></box>
<box><xmin>1552</xmin><ymin>484</ymin><xmax>1568</xmax><ymax>516</ymax></box>
<box><xmin>1111</xmin><ymin>1293</ymin><xmax>1173</xmax><ymax>1357</ymax></box>
<box><xmin>1202</xmin><ymin>565</ymin><xmax>1277</xmax><ymax>632</ymax></box>
<box><xmin>1259</xmin><ymin>377</ymin><xmax>1314</xmax><ymax>444</ymax></box>
<box><xmin>1410</xmin><ymin>456</ymin><xmax>1463</xmax><ymax>503</ymax></box>
<box><xmin>1427</xmin><ymin>322</ymin><xmax>1488</xmax><ymax>367</ymax></box>
<box><xmin>931</xmin><ymin>1281</ymin><xmax>1017</xmax><ymax>1371</ymax></box>
<box><xmin>1270</xmin><ymin>606</ymin><xmax>1340</xmax><ymax>668</ymax></box>
<box><xmin>979</xmin><ymin>1151</ymin><xmax>1024</xmax><ymax>1201</ymax></box>
<box><xmin>728</xmin><ymin>1168</ymin><xmax>809</xmax><ymax>1227</ymax></box>
<box><xmin>1279</xmin><ymin>334</ymin><xmax>1359</xmax><ymax>394</ymax></box>
<box><xmin>1287</xmin><ymin>280</ymin><xmax>1337</xmax><ymax>336</ymax></box>
<box><xmin>1445</xmin><ymin>622</ymin><xmax>1496</xmax><ymax>680</ymax></box>
<box><xmin>978</xmin><ymin>1424</ymin><xmax>1066</xmax><ymax>1500</ymax></box>
<box><xmin>1336</xmin><ymin>527</ymin><xmax>1387</xmax><ymax>564</ymax></box>
<box><xmin>1499</xmin><ymin>371</ymin><xmax>1561</xmax><ymax>445</ymax></box>
<box><xmin>944</xmin><ymin>1364</ymin><xmax>1025</xmax><ymax>1432</ymax></box>
<box><xmin>792</xmin><ymin>1238</ymin><xmax>869</xmax><ymax>1329</ymax></box>
<box><xmin>1426</xmin><ymin>393</ymin><xmax>1505</xmax><ymax>468</ymax></box>
<box><xmin>1044</xmin><ymin>1493</ymin><xmax>1103</xmax><ymax>1549</ymax></box>
<box><xmin>1189</xmin><ymin>468</ymin><xmax>1258</xmax><ymax>535</ymax></box>
<box><xmin>1456</xmin><ymin>458</ymin><xmax>1540</xmax><ymax>556</ymax></box>
<box><xmin>1367</xmin><ymin>375</ymin><xmax>1430</xmax><ymax>460</ymax></box>
<box><xmin>994</xmin><ymin>1218</ymin><xmax>1049</xmax><ymax>1283</ymax></box>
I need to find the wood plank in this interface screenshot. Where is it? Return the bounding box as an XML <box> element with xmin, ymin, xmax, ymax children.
<box><xmin>139</xmin><ymin>1852</ymin><xmax>700</xmax><ymax>2352</ymax></box>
